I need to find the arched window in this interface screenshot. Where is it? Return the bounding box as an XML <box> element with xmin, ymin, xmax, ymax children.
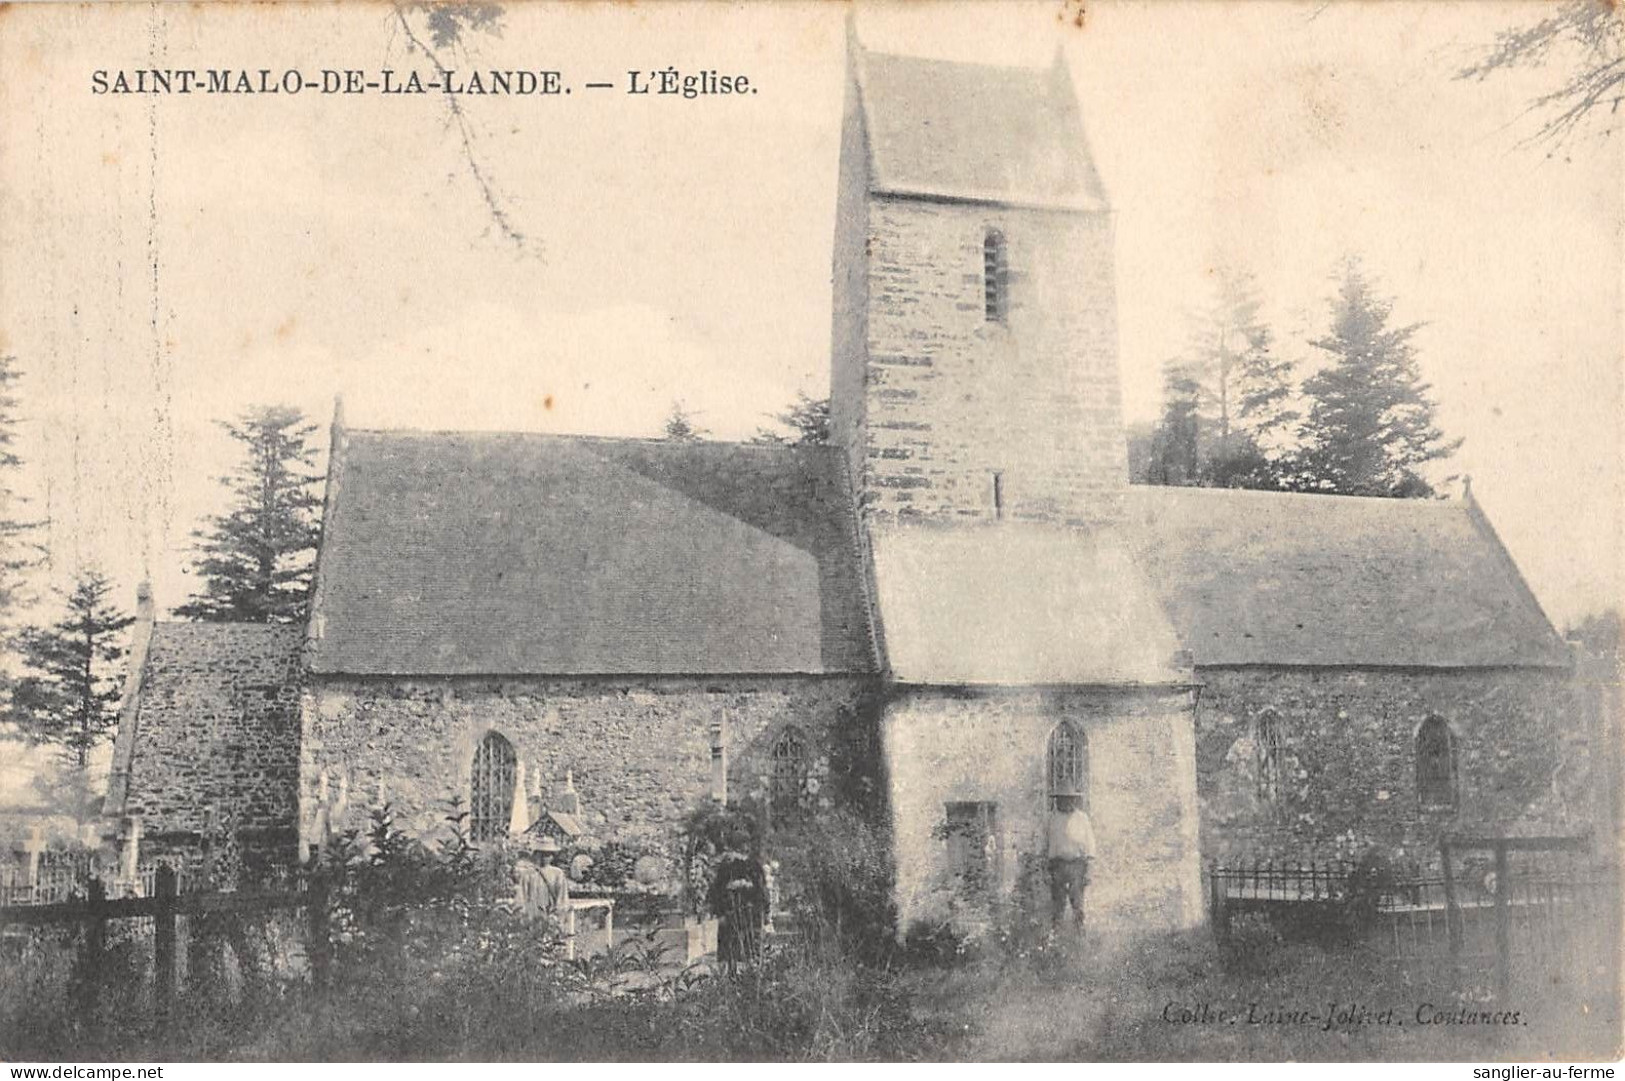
<box><xmin>983</xmin><ymin>229</ymin><xmax>1008</xmax><ymax>323</ymax></box>
<box><xmin>1046</xmin><ymin>721</ymin><xmax>1089</xmax><ymax>810</ymax></box>
<box><xmin>1256</xmin><ymin>710</ymin><xmax>1283</xmax><ymax>802</ymax></box>
<box><xmin>470</xmin><ymin>731</ymin><xmax>517</xmax><ymax>842</ymax></box>
<box><xmin>770</xmin><ymin>725</ymin><xmax>811</xmax><ymax>828</ymax></box>
<box><xmin>1416</xmin><ymin>716</ymin><xmax>1457</xmax><ymax>809</ymax></box>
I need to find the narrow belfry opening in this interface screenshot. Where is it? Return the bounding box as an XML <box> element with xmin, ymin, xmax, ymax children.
<box><xmin>992</xmin><ymin>471</ymin><xmax>1005</xmax><ymax>519</ymax></box>
<box><xmin>983</xmin><ymin>229</ymin><xmax>1008</xmax><ymax>322</ymax></box>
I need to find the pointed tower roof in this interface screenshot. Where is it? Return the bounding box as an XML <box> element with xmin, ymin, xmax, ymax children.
<box><xmin>851</xmin><ymin>39</ymin><xmax>1109</xmax><ymax>211</ymax></box>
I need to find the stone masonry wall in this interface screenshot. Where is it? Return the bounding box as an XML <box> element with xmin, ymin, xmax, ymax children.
<box><xmin>854</xmin><ymin>198</ymin><xmax>1126</xmax><ymax>527</ymax></box>
<box><xmin>122</xmin><ymin>624</ymin><xmax>304</xmax><ymax>868</ymax></box>
<box><xmin>1194</xmin><ymin>666</ymin><xmax>1589</xmax><ymax>870</ymax></box>
<box><xmin>883</xmin><ymin>685</ymin><xmax>1203</xmax><ymax>938</ymax></box>
<box><xmin>828</xmin><ymin>60</ymin><xmax>870</xmax><ymax>501</ymax></box>
<box><xmin>301</xmin><ymin>675</ymin><xmax>875</xmax><ymax>882</ymax></box>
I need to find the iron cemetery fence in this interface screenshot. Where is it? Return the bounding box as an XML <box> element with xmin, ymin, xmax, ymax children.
<box><xmin>1</xmin><ymin>856</ymin><xmax>178</xmax><ymax>906</ymax></box>
<box><xmin>1208</xmin><ymin>835</ymin><xmax>1617</xmax><ymax>992</ymax></box>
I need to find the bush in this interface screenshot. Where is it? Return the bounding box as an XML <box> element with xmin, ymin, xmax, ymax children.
<box><xmin>550</xmin><ymin>941</ymin><xmax>944</xmax><ymax>1060</ymax></box>
<box><xmin>1219</xmin><ymin>911</ymin><xmax>1283</xmax><ymax>975</ymax></box>
<box><xmin>901</xmin><ymin>918</ymin><xmax>976</xmax><ymax>968</ymax></box>
<box><xmin>321</xmin><ymin>804</ymin><xmax>569</xmax><ymax>969</ymax></box>
<box><xmin>771</xmin><ymin>808</ymin><xmax>897</xmax><ymax>961</ymax></box>
<box><xmin>678</xmin><ymin>799</ymin><xmax>765</xmax><ymax>916</ymax></box>
<box><xmin>573</xmin><ymin>840</ymin><xmax>637</xmax><ymax>890</ymax></box>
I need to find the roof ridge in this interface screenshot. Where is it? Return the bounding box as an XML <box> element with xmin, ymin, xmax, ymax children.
<box><xmin>1127</xmin><ymin>483</ymin><xmax>1465</xmax><ymax>512</ymax></box>
<box><xmin>346</xmin><ymin>426</ymin><xmax>839</xmax><ymax>453</ymax></box>
<box><xmin>860</xmin><ymin>47</ymin><xmax>1052</xmax><ymax>76</ymax></box>
<box><xmin>852</xmin><ymin>38</ymin><xmax>1106</xmax><ymax>213</ymax></box>
<box><xmin>151</xmin><ymin>620</ymin><xmax>305</xmax><ymax>638</ymax></box>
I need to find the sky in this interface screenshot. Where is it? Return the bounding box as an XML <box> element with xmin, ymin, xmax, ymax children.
<box><xmin>0</xmin><ymin>0</ymin><xmax>1619</xmax><ymax>639</ymax></box>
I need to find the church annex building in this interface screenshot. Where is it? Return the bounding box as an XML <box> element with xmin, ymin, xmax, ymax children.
<box><xmin>106</xmin><ymin>36</ymin><xmax>1592</xmax><ymax>938</ymax></box>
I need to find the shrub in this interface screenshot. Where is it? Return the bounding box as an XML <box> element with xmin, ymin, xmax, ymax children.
<box><xmin>1343</xmin><ymin>845</ymin><xmax>1397</xmax><ymax>936</ymax></box>
<box><xmin>574</xmin><ymin>840</ymin><xmax>638</xmax><ymax>890</ymax></box>
<box><xmin>550</xmin><ymin>940</ymin><xmax>943</xmax><ymax>1060</ymax></box>
<box><xmin>771</xmin><ymin>807</ymin><xmax>897</xmax><ymax>962</ymax></box>
<box><xmin>1219</xmin><ymin>911</ymin><xmax>1283</xmax><ymax>975</ymax></box>
<box><xmin>678</xmin><ymin>798</ymin><xmax>765</xmax><ymax>916</ymax></box>
<box><xmin>901</xmin><ymin>918</ymin><xmax>975</xmax><ymax>968</ymax></box>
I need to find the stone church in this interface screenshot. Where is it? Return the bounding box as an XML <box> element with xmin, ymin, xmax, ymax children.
<box><xmin>106</xmin><ymin>35</ymin><xmax>1588</xmax><ymax>937</ymax></box>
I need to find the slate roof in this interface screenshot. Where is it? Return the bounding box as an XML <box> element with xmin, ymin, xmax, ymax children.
<box><xmin>308</xmin><ymin>431</ymin><xmax>876</xmax><ymax>676</ymax></box>
<box><xmin>1124</xmin><ymin>486</ymin><xmax>1571</xmax><ymax>669</ymax></box>
<box><xmin>306</xmin><ymin>426</ymin><xmax>1567</xmax><ymax>680</ymax></box>
<box><xmin>855</xmin><ymin>48</ymin><xmax>1109</xmax><ymax>211</ymax></box>
<box><xmin>869</xmin><ymin>522</ymin><xmax>1187</xmax><ymax>686</ymax></box>
<box><xmin>108</xmin><ymin>623</ymin><xmax>304</xmax><ymax>837</ymax></box>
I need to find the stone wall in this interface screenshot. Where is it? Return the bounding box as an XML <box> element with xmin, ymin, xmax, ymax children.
<box><xmin>828</xmin><ymin>58</ymin><xmax>871</xmax><ymax>502</ymax></box>
<box><xmin>846</xmin><ymin>197</ymin><xmax>1126</xmax><ymax>527</ymax></box>
<box><xmin>119</xmin><ymin>623</ymin><xmax>304</xmax><ymax>869</ymax></box>
<box><xmin>882</xmin><ymin>685</ymin><xmax>1203</xmax><ymax>938</ymax></box>
<box><xmin>301</xmin><ymin>675</ymin><xmax>876</xmax><ymax>881</ymax></box>
<box><xmin>1194</xmin><ymin>666</ymin><xmax>1590</xmax><ymax>869</ymax></box>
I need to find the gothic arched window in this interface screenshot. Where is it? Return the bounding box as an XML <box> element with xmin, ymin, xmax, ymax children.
<box><xmin>983</xmin><ymin>229</ymin><xmax>1009</xmax><ymax>323</ymax></box>
<box><xmin>470</xmin><ymin>731</ymin><xmax>517</xmax><ymax>842</ymax></box>
<box><xmin>1256</xmin><ymin>711</ymin><xmax>1283</xmax><ymax>802</ymax></box>
<box><xmin>1046</xmin><ymin>721</ymin><xmax>1089</xmax><ymax>810</ymax></box>
<box><xmin>1416</xmin><ymin>716</ymin><xmax>1457</xmax><ymax>809</ymax></box>
<box><xmin>770</xmin><ymin>725</ymin><xmax>811</xmax><ymax>828</ymax></box>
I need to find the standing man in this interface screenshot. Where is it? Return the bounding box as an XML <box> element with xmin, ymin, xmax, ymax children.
<box><xmin>1047</xmin><ymin>792</ymin><xmax>1097</xmax><ymax>931</ymax></box>
<box><xmin>514</xmin><ymin>835</ymin><xmax>570</xmax><ymax>920</ymax></box>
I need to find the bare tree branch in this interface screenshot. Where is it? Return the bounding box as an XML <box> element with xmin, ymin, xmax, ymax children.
<box><xmin>1458</xmin><ymin>0</ymin><xmax>1624</xmax><ymax>152</ymax></box>
<box><xmin>392</xmin><ymin>2</ymin><xmax>536</xmax><ymax>254</ymax></box>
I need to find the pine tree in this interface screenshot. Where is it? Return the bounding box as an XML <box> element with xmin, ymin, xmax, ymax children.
<box><xmin>1124</xmin><ymin>419</ymin><xmax>1157</xmax><ymax>484</ymax></box>
<box><xmin>662</xmin><ymin>401</ymin><xmax>709</xmax><ymax>443</ymax></box>
<box><xmin>1144</xmin><ymin>269</ymin><xmax>1297</xmax><ymax>489</ymax></box>
<box><xmin>1294</xmin><ymin>261</ymin><xmax>1462</xmax><ymax>497</ymax></box>
<box><xmin>1213</xmin><ymin>272</ymin><xmax>1298</xmax><ymax>479</ymax></box>
<box><xmin>0</xmin><ymin>354</ymin><xmax>40</xmax><ymax>621</ymax></box>
<box><xmin>176</xmin><ymin>405</ymin><xmax>323</xmax><ymax>623</ymax></box>
<box><xmin>1145</xmin><ymin>361</ymin><xmax>1203</xmax><ymax>486</ymax></box>
<box><xmin>11</xmin><ymin>570</ymin><xmax>133</xmax><ymax>770</ymax></box>
<box><xmin>749</xmin><ymin>393</ymin><xmax>831</xmax><ymax>446</ymax></box>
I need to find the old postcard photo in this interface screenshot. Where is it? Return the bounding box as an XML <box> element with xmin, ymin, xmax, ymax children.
<box><xmin>0</xmin><ymin>0</ymin><xmax>1619</xmax><ymax>1064</ymax></box>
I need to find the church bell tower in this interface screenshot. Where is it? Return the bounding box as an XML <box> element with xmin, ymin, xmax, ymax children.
<box><xmin>829</xmin><ymin>26</ymin><xmax>1128</xmax><ymax>529</ymax></box>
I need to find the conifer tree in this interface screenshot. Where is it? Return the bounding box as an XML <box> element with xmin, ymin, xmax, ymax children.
<box><xmin>1146</xmin><ymin>362</ymin><xmax>1203</xmax><ymax>486</ymax></box>
<box><xmin>11</xmin><ymin>569</ymin><xmax>133</xmax><ymax>769</ymax></box>
<box><xmin>1145</xmin><ymin>269</ymin><xmax>1297</xmax><ymax>488</ymax></box>
<box><xmin>1293</xmin><ymin>261</ymin><xmax>1462</xmax><ymax>497</ymax></box>
<box><xmin>176</xmin><ymin>405</ymin><xmax>323</xmax><ymax>623</ymax></box>
<box><xmin>0</xmin><ymin>354</ymin><xmax>40</xmax><ymax>622</ymax></box>
<box><xmin>750</xmin><ymin>393</ymin><xmax>831</xmax><ymax>446</ymax></box>
<box><xmin>662</xmin><ymin>401</ymin><xmax>709</xmax><ymax>443</ymax></box>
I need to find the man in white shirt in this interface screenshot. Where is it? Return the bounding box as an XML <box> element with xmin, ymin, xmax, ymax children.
<box><xmin>514</xmin><ymin>835</ymin><xmax>570</xmax><ymax>920</ymax></box>
<box><xmin>1047</xmin><ymin>793</ymin><xmax>1097</xmax><ymax>930</ymax></box>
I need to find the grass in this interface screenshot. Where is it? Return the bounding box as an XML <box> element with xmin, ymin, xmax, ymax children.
<box><xmin>904</xmin><ymin>929</ymin><xmax>1623</xmax><ymax>1062</ymax></box>
<box><xmin>3</xmin><ymin>922</ymin><xmax>1619</xmax><ymax>1061</ymax></box>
